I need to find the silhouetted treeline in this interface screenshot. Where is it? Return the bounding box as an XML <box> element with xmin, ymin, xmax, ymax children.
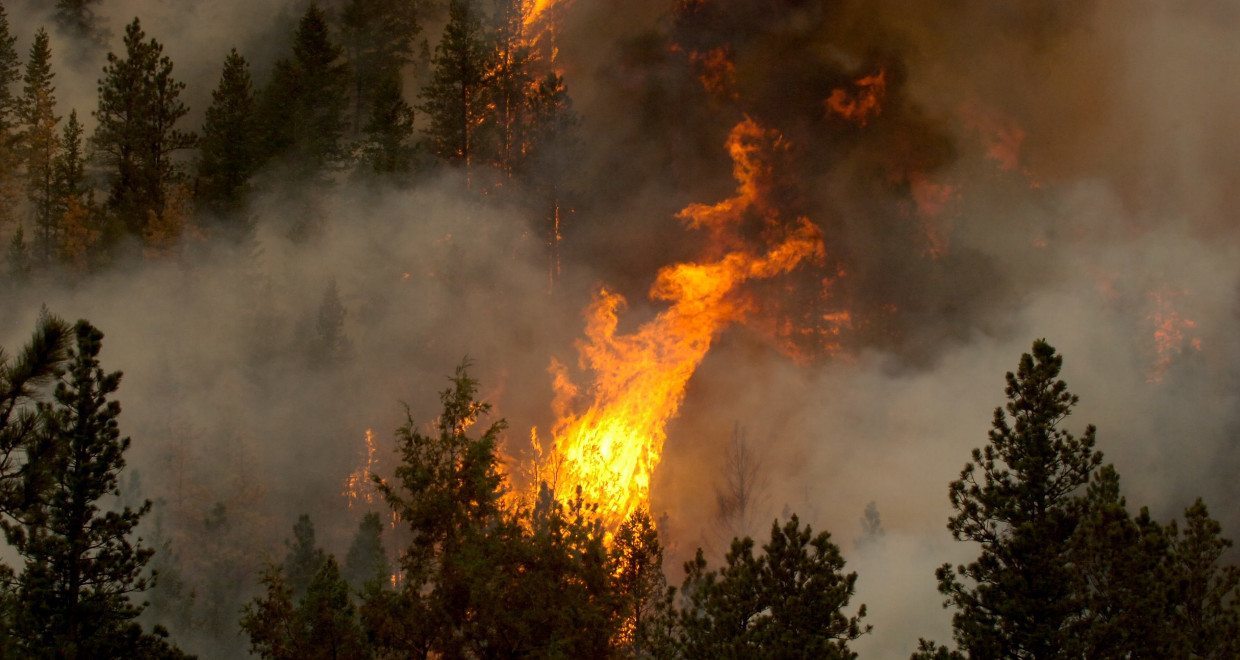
<box><xmin>1</xmin><ymin>325</ymin><xmax>1237</xmax><ymax>656</ymax></box>
<box><xmin>0</xmin><ymin>0</ymin><xmax>575</xmax><ymax>276</ymax></box>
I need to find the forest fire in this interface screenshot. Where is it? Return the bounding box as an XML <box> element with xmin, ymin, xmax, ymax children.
<box><xmin>343</xmin><ymin>428</ymin><xmax>379</xmax><ymax>508</ymax></box>
<box><xmin>826</xmin><ymin>68</ymin><xmax>887</xmax><ymax>126</ymax></box>
<box><xmin>524</xmin><ymin>0</ymin><xmax>568</xmax><ymax>30</ymax></box>
<box><xmin>539</xmin><ymin>120</ymin><xmax>825</xmax><ymax>529</ymax></box>
<box><xmin>1146</xmin><ymin>288</ymin><xmax>1203</xmax><ymax>384</ymax></box>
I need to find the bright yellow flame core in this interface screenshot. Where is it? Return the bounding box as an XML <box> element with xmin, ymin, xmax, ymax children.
<box><xmin>546</xmin><ymin>119</ymin><xmax>825</xmax><ymax>529</ymax></box>
<box><xmin>524</xmin><ymin>0</ymin><xmax>563</xmax><ymax>29</ymax></box>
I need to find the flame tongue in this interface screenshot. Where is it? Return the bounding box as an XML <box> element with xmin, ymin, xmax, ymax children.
<box><xmin>546</xmin><ymin>120</ymin><xmax>825</xmax><ymax>529</ymax></box>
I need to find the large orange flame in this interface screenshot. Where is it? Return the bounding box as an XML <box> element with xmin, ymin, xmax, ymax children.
<box><xmin>525</xmin><ymin>0</ymin><xmax>557</xmax><ymax>27</ymax></box>
<box><xmin>541</xmin><ymin>119</ymin><xmax>825</xmax><ymax>529</ymax></box>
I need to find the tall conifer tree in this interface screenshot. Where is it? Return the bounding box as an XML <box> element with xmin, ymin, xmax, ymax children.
<box><xmin>419</xmin><ymin>0</ymin><xmax>492</xmax><ymax>179</ymax></box>
<box><xmin>359</xmin><ymin>72</ymin><xmax>416</xmax><ymax>177</ymax></box>
<box><xmin>20</xmin><ymin>29</ymin><xmax>61</xmax><ymax>264</ymax></box>
<box><xmin>0</xmin><ymin>2</ymin><xmax>21</xmax><ymax>231</ymax></box>
<box><xmin>933</xmin><ymin>340</ymin><xmax>1104</xmax><ymax>657</ymax></box>
<box><xmin>340</xmin><ymin>0</ymin><xmax>420</xmax><ymax>133</ymax></box>
<box><xmin>4</xmin><ymin>321</ymin><xmax>185</xmax><ymax>656</ymax></box>
<box><xmin>196</xmin><ymin>49</ymin><xmax>257</xmax><ymax>226</ymax></box>
<box><xmin>258</xmin><ymin>5</ymin><xmax>349</xmax><ymax>180</ymax></box>
<box><xmin>93</xmin><ymin>18</ymin><xmax>193</xmax><ymax>242</ymax></box>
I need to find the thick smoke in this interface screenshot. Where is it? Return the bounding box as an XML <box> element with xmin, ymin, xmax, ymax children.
<box><xmin>2</xmin><ymin>0</ymin><xmax>1238</xmax><ymax>656</ymax></box>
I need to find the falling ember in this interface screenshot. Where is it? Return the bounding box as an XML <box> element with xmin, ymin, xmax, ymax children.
<box><xmin>541</xmin><ymin>120</ymin><xmax>825</xmax><ymax>530</ymax></box>
<box><xmin>343</xmin><ymin>428</ymin><xmax>380</xmax><ymax>508</ymax></box>
<box><xmin>1146</xmin><ymin>288</ymin><xmax>1202</xmax><ymax>384</ymax></box>
<box><xmin>826</xmin><ymin>68</ymin><xmax>886</xmax><ymax>126</ymax></box>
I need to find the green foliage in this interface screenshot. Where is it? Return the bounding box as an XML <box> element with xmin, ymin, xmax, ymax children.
<box><xmin>935</xmin><ymin>339</ymin><xmax>1102</xmax><ymax>657</ymax></box>
<box><xmin>243</xmin><ymin>552</ymin><xmax>368</xmax><ymax>658</ymax></box>
<box><xmin>611</xmin><ymin>507</ymin><xmax>676</xmax><ymax>657</ymax></box>
<box><xmin>53</xmin><ymin>110</ymin><xmax>88</xmax><ymax>214</ymax></box>
<box><xmin>340</xmin><ymin>0</ymin><xmax>420</xmax><ymax>132</ymax></box>
<box><xmin>0</xmin><ymin>1</ymin><xmax>19</xmax><ymax>135</ymax></box>
<box><xmin>195</xmin><ymin>49</ymin><xmax>258</xmax><ymax>227</ymax></box>
<box><xmin>359</xmin><ymin>72</ymin><xmax>417</xmax><ymax>177</ymax></box>
<box><xmin>1063</xmin><ymin>465</ymin><xmax>1176</xmax><ymax>657</ymax></box>
<box><xmin>20</xmin><ymin>29</ymin><xmax>61</xmax><ymax>265</ymax></box>
<box><xmin>0</xmin><ymin>2</ymin><xmax>21</xmax><ymax>232</ymax></box>
<box><xmin>258</xmin><ymin>4</ymin><xmax>350</xmax><ymax>179</ymax></box>
<box><xmin>419</xmin><ymin>0</ymin><xmax>492</xmax><ymax>171</ymax></box>
<box><xmin>677</xmin><ymin>515</ymin><xmax>869</xmax><ymax>659</ymax></box>
<box><xmin>343</xmin><ymin>512</ymin><xmax>388</xmax><ymax>592</ymax></box>
<box><xmin>92</xmin><ymin>18</ymin><xmax>194</xmax><ymax>241</ymax></box>
<box><xmin>367</xmin><ymin>362</ymin><xmax>507</xmax><ymax>654</ymax></box>
<box><xmin>5</xmin><ymin>225</ymin><xmax>29</xmax><ymax>282</ymax></box>
<box><xmin>1</xmin><ymin>320</ymin><xmax>186</xmax><ymax>656</ymax></box>
<box><xmin>0</xmin><ymin>313</ymin><xmax>71</xmax><ymax>522</ymax></box>
<box><xmin>1166</xmin><ymin>499</ymin><xmax>1240</xmax><ymax>657</ymax></box>
<box><xmin>282</xmin><ymin>514</ymin><xmax>327</xmax><ymax>599</ymax></box>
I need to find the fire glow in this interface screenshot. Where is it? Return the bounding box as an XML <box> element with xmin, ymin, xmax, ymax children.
<box><xmin>538</xmin><ymin>119</ymin><xmax>826</xmax><ymax>529</ymax></box>
<box><xmin>826</xmin><ymin>68</ymin><xmax>887</xmax><ymax>126</ymax></box>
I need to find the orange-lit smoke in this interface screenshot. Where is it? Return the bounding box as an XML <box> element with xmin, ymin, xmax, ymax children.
<box><xmin>826</xmin><ymin>69</ymin><xmax>887</xmax><ymax>126</ymax></box>
<box><xmin>690</xmin><ymin>47</ymin><xmax>739</xmax><ymax>101</ymax></box>
<box><xmin>1146</xmin><ymin>288</ymin><xmax>1202</xmax><ymax>384</ymax></box>
<box><xmin>540</xmin><ymin>119</ymin><xmax>826</xmax><ymax>529</ymax></box>
<box><xmin>909</xmin><ymin>173</ymin><xmax>958</xmax><ymax>259</ymax></box>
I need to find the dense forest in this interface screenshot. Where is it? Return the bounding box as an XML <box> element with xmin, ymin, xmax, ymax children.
<box><xmin>0</xmin><ymin>0</ymin><xmax>1238</xmax><ymax>657</ymax></box>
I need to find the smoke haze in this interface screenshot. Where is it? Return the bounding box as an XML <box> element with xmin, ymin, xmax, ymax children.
<box><xmin>2</xmin><ymin>0</ymin><xmax>1238</xmax><ymax>656</ymax></box>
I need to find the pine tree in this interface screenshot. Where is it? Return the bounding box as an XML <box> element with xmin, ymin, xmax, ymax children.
<box><xmin>1063</xmin><ymin>465</ymin><xmax>1175</xmax><ymax>657</ymax></box>
<box><xmin>53</xmin><ymin>110</ymin><xmax>88</xmax><ymax>212</ymax></box>
<box><xmin>525</xmin><ymin>72</ymin><xmax>577</xmax><ymax>285</ymax></box>
<box><xmin>195</xmin><ymin>49</ymin><xmax>258</xmax><ymax>228</ymax></box>
<box><xmin>1167</xmin><ymin>499</ymin><xmax>1240</xmax><ymax>657</ymax></box>
<box><xmin>281</xmin><ymin>514</ymin><xmax>327</xmax><ymax>599</ymax></box>
<box><xmin>359</xmin><ymin>72</ymin><xmax>416</xmax><ymax>177</ymax></box>
<box><xmin>258</xmin><ymin>4</ymin><xmax>349</xmax><ymax>179</ymax></box>
<box><xmin>52</xmin><ymin>110</ymin><xmax>97</xmax><ymax>268</ymax></box>
<box><xmin>0</xmin><ymin>313</ymin><xmax>70</xmax><ymax>522</ymax></box>
<box><xmin>5</xmin><ymin>225</ymin><xmax>29</xmax><ymax>281</ymax></box>
<box><xmin>239</xmin><ymin>565</ymin><xmax>297</xmax><ymax>659</ymax></box>
<box><xmin>20</xmin><ymin>29</ymin><xmax>61</xmax><ymax>265</ymax></box>
<box><xmin>0</xmin><ymin>2</ymin><xmax>21</xmax><ymax>231</ymax></box>
<box><xmin>93</xmin><ymin>18</ymin><xmax>194</xmax><ymax>242</ymax></box>
<box><xmin>340</xmin><ymin>0</ymin><xmax>420</xmax><ymax>133</ymax></box>
<box><xmin>296</xmin><ymin>558</ymin><xmax>367</xmax><ymax>658</ymax></box>
<box><xmin>311</xmin><ymin>279</ymin><xmax>349</xmax><ymax>367</ymax></box>
<box><xmin>855</xmin><ymin>501</ymin><xmax>885</xmax><ymax>550</ymax></box>
<box><xmin>241</xmin><ymin>557</ymin><xmax>368</xmax><ymax>659</ymax></box>
<box><xmin>343</xmin><ymin>512</ymin><xmax>388</xmax><ymax>591</ymax></box>
<box><xmin>933</xmin><ymin>340</ymin><xmax>1103</xmax><ymax>657</ymax></box>
<box><xmin>677</xmin><ymin>515</ymin><xmax>869</xmax><ymax>657</ymax></box>
<box><xmin>611</xmin><ymin>507</ymin><xmax>676</xmax><ymax>657</ymax></box>
<box><xmin>419</xmin><ymin>0</ymin><xmax>492</xmax><ymax>178</ymax></box>
<box><xmin>367</xmin><ymin>363</ymin><xmax>509</xmax><ymax>656</ymax></box>
<box><xmin>3</xmin><ymin>321</ymin><xmax>186</xmax><ymax>656</ymax></box>
<box><xmin>487</xmin><ymin>0</ymin><xmax>533</xmax><ymax>177</ymax></box>
<box><xmin>0</xmin><ymin>1</ymin><xmax>18</xmax><ymax>134</ymax></box>
<box><xmin>54</xmin><ymin>1</ymin><xmax>104</xmax><ymax>46</ymax></box>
